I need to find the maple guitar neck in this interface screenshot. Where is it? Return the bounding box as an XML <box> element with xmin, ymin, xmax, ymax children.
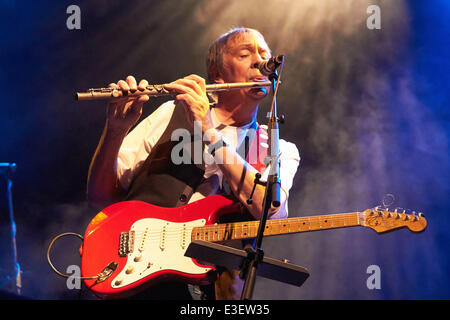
<box><xmin>192</xmin><ymin>212</ymin><xmax>361</xmax><ymax>242</ymax></box>
<box><xmin>192</xmin><ymin>209</ymin><xmax>427</xmax><ymax>242</ymax></box>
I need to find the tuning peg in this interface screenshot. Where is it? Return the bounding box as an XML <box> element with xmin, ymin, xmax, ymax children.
<box><xmin>394</xmin><ymin>208</ymin><xmax>405</xmax><ymax>219</ymax></box>
<box><xmin>413</xmin><ymin>212</ymin><xmax>425</xmax><ymax>221</ymax></box>
<box><xmin>403</xmin><ymin>209</ymin><xmax>415</xmax><ymax>221</ymax></box>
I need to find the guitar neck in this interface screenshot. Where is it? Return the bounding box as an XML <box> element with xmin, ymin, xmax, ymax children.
<box><xmin>192</xmin><ymin>212</ymin><xmax>361</xmax><ymax>242</ymax></box>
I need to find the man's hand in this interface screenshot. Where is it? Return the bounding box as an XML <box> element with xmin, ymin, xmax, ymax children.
<box><xmin>164</xmin><ymin>74</ymin><xmax>213</xmax><ymax>132</ymax></box>
<box><xmin>106</xmin><ymin>75</ymin><xmax>149</xmax><ymax>134</ymax></box>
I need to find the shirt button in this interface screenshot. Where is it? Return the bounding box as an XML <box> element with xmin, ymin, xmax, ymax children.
<box><xmin>179</xmin><ymin>194</ymin><xmax>188</xmax><ymax>202</ymax></box>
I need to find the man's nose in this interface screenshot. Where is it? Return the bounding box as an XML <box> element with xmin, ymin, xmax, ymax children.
<box><xmin>252</xmin><ymin>53</ymin><xmax>265</xmax><ymax>69</ymax></box>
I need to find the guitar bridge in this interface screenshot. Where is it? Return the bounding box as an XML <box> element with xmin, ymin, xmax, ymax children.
<box><xmin>119</xmin><ymin>231</ymin><xmax>135</xmax><ymax>257</ymax></box>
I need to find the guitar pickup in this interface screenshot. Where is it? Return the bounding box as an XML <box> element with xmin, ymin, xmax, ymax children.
<box><xmin>119</xmin><ymin>231</ymin><xmax>135</xmax><ymax>257</ymax></box>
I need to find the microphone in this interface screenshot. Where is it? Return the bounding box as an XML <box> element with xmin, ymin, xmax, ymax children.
<box><xmin>258</xmin><ymin>55</ymin><xmax>284</xmax><ymax>76</ymax></box>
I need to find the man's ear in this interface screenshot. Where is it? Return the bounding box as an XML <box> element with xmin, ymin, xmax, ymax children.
<box><xmin>210</xmin><ymin>66</ymin><xmax>224</xmax><ymax>84</ymax></box>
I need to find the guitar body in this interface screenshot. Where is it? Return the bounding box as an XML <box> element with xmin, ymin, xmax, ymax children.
<box><xmin>79</xmin><ymin>192</ymin><xmax>427</xmax><ymax>299</ymax></box>
<box><xmin>81</xmin><ymin>195</ymin><xmax>238</xmax><ymax>299</ymax></box>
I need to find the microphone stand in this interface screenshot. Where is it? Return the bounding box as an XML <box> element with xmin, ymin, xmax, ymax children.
<box><xmin>241</xmin><ymin>58</ymin><xmax>284</xmax><ymax>300</ymax></box>
<box><xmin>1</xmin><ymin>163</ymin><xmax>21</xmax><ymax>295</ymax></box>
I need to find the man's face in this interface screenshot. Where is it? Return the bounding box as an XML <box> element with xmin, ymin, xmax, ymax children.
<box><xmin>218</xmin><ymin>30</ymin><xmax>272</xmax><ymax>99</ymax></box>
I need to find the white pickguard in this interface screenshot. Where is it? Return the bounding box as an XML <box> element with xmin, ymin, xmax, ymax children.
<box><xmin>111</xmin><ymin>218</ymin><xmax>211</xmax><ymax>289</ymax></box>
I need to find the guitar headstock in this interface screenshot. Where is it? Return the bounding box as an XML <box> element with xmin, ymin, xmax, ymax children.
<box><xmin>360</xmin><ymin>207</ymin><xmax>427</xmax><ymax>234</ymax></box>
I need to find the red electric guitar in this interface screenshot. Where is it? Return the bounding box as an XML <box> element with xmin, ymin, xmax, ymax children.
<box><xmin>80</xmin><ymin>195</ymin><xmax>426</xmax><ymax>299</ymax></box>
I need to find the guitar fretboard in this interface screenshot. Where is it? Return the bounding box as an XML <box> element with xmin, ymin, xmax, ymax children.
<box><xmin>191</xmin><ymin>212</ymin><xmax>361</xmax><ymax>242</ymax></box>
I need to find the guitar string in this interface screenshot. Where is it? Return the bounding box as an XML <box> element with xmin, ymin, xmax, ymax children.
<box><xmin>129</xmin><ymin>214</ymin><xmax>362</xmax><ymax>236</ymax></box>
<box><xmin>128</xmin><ymin>210</ymin><xmax>411</xmax><ymax>239</ymax></box>
<box><xmin>128</xmin><ymin>213</ymin><xmax>361</xmax><ymax>236</ymax></box>
<box><xmin>128</xmin><ymin>215</ymin><xmax>362</xmax><ymax>243</ymax></box>
<box><xmin>116</xmin><ymin>210</ymin><xmax>405</xmax><ymax>237</ymax></box>
<box><xmin>132</xmin><ymin>215</ymin><xmax>412</xmax><ymax>250</ymax></box>
<box><xmin>129</xmin><ymin>217</ymin><xmax>359</xmax><ymax>240</ymax></box>
<box><xmin>130</xmin><ymin>216</ymin><xmax>412</xmax><ymax>246</ymax></box>
<box><xmin>118</xmin><ymin>212</ymin><xmax>412</xmax><ymax>251</ymax></box>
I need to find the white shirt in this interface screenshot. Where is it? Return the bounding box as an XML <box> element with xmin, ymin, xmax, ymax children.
<box><xmin>116</xmin><ymin>101</ymin><xmax>300</xmax><ymax>219</ymax></box>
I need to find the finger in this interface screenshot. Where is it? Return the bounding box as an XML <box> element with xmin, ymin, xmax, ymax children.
<box><xmin>138</xmin><ymin>79</ymin><xmax>149</xmax><ymax>91</ymax></box>
<box><xmin>164</xmin><ymin>80</ymin><xmax>200</xmax><ymax>97</ymax></box>
<box><xmin>107</xmin><ymin>101</ymin><xmax>117</xmax><ymax>118</ymax></box>
<box><xmin>118</xmin><ymin>80</ymin><xmax>130</xmax><ymax>92</ymax></box>
<box><xmin>108</xmin><ymin>82</ymin><xmax>119</xmax><ymax>89</ymax></box>
<box><xmin>175</xmin><ymin>93</ymin><xmax>196</xmax><ymax>106</ymax></box>
<box><xmin>137</xmin><ymin>94</ymin><xmax>149</xmax><ymax>103</ymax></box>
<box><xmin>176</xmin><ymin>92</ymin><xmax>209</xmax><ymax>112</ymax></box>
<box><xmin>184</xmin><ymin>74</ymin><xmax>206</xmax><ymax>92</ymax></box>
<box><xmin>122</xmin><ymin>99</ymin><xmax>137</xmax><ymax>117</ymax></box>
<box><xmin>185</xmin><ymin>103</ymin><xmax>194</xmax><ymax>127</ymax></box>
<box><xmin>175</xmin><ymin>93</ymin><xmax>202</xmax><ymax>122</ymax></box>
<box><xmin>179</xmin><ymin>78</ymin><xmax>204</xmax><ymax>96</ymax></box>
<box><xmin>126</xmin><ymin>75</ymin><xmax>137</xmax><ymax>92</ymax></box>
<box><xmin>118</xmin><ymin>95</ymin><xmax>140</xmax><ymax>116</ymax></box>
<box><xmin>129</xmin><ymin>99</ymin><xmax>145</xmax><ymax>117</ymax></box>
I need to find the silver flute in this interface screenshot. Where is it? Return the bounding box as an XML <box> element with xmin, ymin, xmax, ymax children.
<box><xmin>75</xmin><ymin>80</ymin><xmax>272</xmax><ymax>101</ymax></box>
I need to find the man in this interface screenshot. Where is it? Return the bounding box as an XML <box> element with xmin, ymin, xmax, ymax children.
<box><xmin>86</xmin><ymin>27</ymin><xmax>300</xmax><ymax>299</ymax></box>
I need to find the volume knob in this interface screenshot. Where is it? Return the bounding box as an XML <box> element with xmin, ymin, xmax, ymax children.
<box><xmin>125</xmin><ymin>265</ymin><xmax>134</xmax><ymax>274</ymax></box>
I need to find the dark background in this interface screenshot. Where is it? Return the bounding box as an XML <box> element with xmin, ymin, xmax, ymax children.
<box><xmin>0</xmin><ymin>0</ymin><xmax>449</xmax><ymax>299</ymax></box>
